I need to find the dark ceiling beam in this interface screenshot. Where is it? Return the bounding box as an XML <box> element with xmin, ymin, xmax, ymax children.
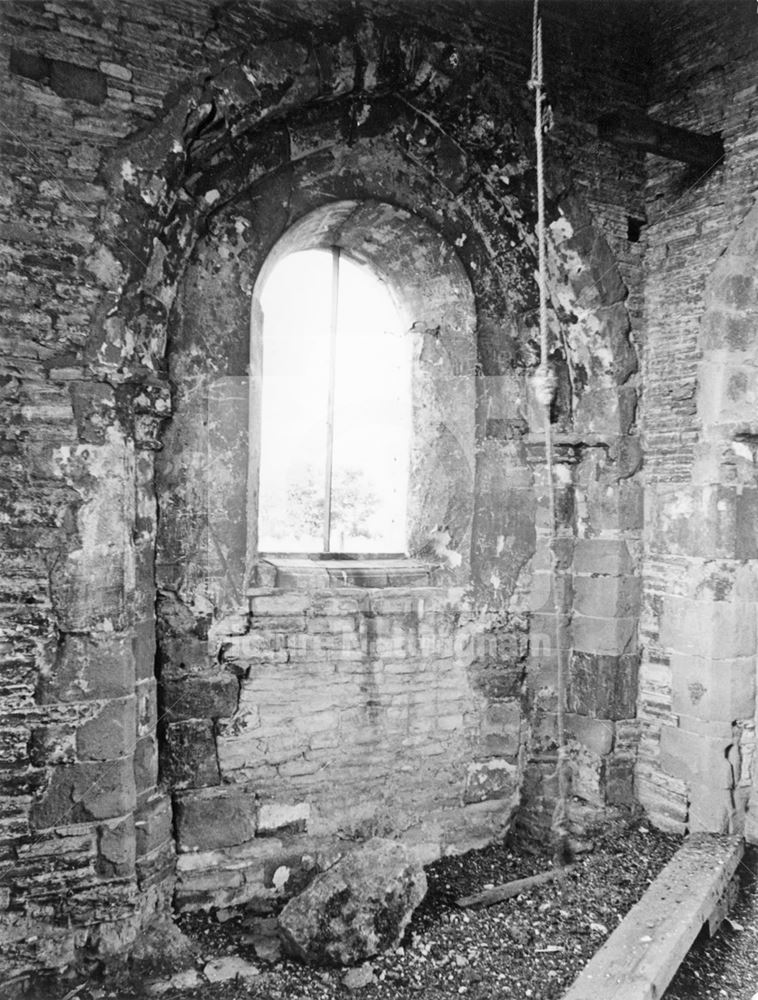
<box><xmin>598</xmin><ymin>110</ymin><xmax>724</xmax><ymax>170</ymax></box>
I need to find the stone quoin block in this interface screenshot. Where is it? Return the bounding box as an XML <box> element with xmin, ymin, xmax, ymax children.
<box><xmin>134</xmin><ymin>792</ymin><xmax>173</xmax><ymax>858</ymax></box>
<box><xmin>605</xmin><ymin>750</ymin><xmax>636</xmax><ymax>806</ymax></box>
<box><xmin>572</xmin><ymin>574</ymin><xmax>641</xmax><ymax>619</ymax></box>
<box><xmin>76</xmin><ymin>696</ymin><xmax>136</xmax><ymax>761</ymax></box>
<box><xmin>735</xmin><ymin>487</ymin><xmax>758</xmax><ymax>559</ymax></box>
<box><xmin>163</xmin><ymin>719</ymin><xmax>221</xmax><ymax>788</ymax></box>
<box><xmin>97</xmin><ymin>815</ymin><xmax>137</xmax><ymax>878</ymax></box>
<box><xmin>651</xmin><ymin>485</ymin><xmax>747</xmax><ymax>559</ymax></box>
<box><xmin>565</xmin><ymin>714</ymin><xmax>615</xmax><ymax>757</ymax></box>
<box><xmin>567</xmin><ymin>651</ymin><xmax>639</xmax><ymax>720</ymax></box>
<box><xmin>174</xmin><ymin>785</ymin><xmax>257</xmax><ymax>851</ymax></box>
<box><xmin>659</xmin><ymin>725</ymin><xmax>734</xmax><ymax>791</ymax></box>
<box><xmin>133</xmin><ymin>734</ymin><xmax>159</xmax><ymax>793</ymax></box>
<box><xmin>572</xmin><ymin>613</ymin><xmax>637</xmax><ymax>656</ymax></box>
<box><xmin>572</xmin><ymin>538</ymin><xmax>634</xmax><ymax>576</ymax></box>
<box><xmin>660</xmin><ymin>596</ymin><xmax>757</xmax><ymax>659</ymax></box>
<box><xmin>133</xmin><ymin>617</ymin><xmax>157</xmax><ymax>681</ymax></box>
<box><xmin>30</xmin><ymin>758</ymin><xmax>137</xmax><ymax>830</ymax></box>
<box><xmin>670</xmin><ymin>652</ymin><xmax>756</xmax><ymax>722</ymax></box>
<box><xmin>158</xmin><ymin>635</ymin><xmax>212</xmax><ymax>677</ymax></box>
<box><xmin>674</xmin><ymin>716</ymin><xmax>736</xmax><ymax>740</ymax></box>
<box><xmin>687</xmin><ymin>786</ymin><xmax>736</xmax><ymax>834</ymax></box>
<box><xmin>161</xmin><ymin>671</ymin><xmax>239</xmax><ymax>722</ymax></box>
<box><xmin>39</xmin><ymin>632</ymin><xmax>136</xmax><ymax>703</ymax></box>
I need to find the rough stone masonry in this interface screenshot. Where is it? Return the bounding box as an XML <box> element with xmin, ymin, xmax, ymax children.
<box><xmin>0</xmin><ymin>0</ymin><xmax>757</xmax><ymax>987</ymax></box>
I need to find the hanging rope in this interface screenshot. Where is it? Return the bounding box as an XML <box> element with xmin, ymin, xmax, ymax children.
<box><xmin>528</xmin><ymin>0</ymin><xmax>572</xmax><ymax>868</ymax></box>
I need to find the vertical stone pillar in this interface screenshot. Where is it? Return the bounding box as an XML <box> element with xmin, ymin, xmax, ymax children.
<box><xmin>656</xmin><ymin>517</ymin><xmax>757</xmax><ymax>833</ymax></box>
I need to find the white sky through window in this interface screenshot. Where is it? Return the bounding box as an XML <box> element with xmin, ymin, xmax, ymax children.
<box><xmin>258</xmin><ymin>248</ymin><xmax>410</xmax><ymax>553</ymax></box>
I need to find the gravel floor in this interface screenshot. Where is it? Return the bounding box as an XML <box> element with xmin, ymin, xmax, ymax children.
<box><xmin>31</xmin><ymin>821</ymin><xmax>690</xmax><ymax>1000</ymax></box>
<box><xmin>663</xmin><ymin>845</ymin><xmax>758</xmax><ymax>1000</ymax></box>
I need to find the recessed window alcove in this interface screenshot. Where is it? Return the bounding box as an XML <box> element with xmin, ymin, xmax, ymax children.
<box><xmin>248</xmin><ymin>200</ymin><xmax>478</xmax><ymax>586</ymax></box>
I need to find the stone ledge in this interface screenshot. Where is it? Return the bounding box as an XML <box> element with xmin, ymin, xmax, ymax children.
<box><xmin>252</xmin><ymin>558</ymin><xmax>437</xmax><ymax>591</ymax></box>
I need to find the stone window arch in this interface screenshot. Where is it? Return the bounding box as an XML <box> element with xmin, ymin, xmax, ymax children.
<box><xmin>248</xmin><ymin>200</ymin><xmax>477</xmax><ymax>581</ymax></box>
<box><xmin>156</xmin><ymin>198</ymin><xmax>477</xmax><ymax>607</ymax></box>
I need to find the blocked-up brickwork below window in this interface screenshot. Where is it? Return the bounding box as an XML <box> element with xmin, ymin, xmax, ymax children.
<box><xmin>160</xmin><ymin>583</ymin><xmax>520</xmax><ymax>911</ymax></box>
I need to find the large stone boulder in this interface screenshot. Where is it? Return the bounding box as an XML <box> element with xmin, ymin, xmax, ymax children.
<box><xmin>277</xmin><ymin>838</ymin><xmax>427</xmax><ymax>966</ymax></box>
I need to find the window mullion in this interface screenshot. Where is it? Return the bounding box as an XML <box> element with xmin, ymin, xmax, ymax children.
<box><xmin>323</xmin><ymin>245</ymin><xmax>340</xmax><ymax>552</ymax></box>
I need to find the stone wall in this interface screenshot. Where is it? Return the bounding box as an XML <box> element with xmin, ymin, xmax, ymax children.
<box><xmin>1</xmin><ymin>0</ymin><xmax>654</xmax><ymax>983</ymax></box>
<box><xmin>164</xmin><ymin>578</ymin><xmax>522</xmax><ymax>912</ymax></box>
<box><xmin>637</xmin><ymin>1</ymin><xmax>758</xmax><ymax>839</ymax></box>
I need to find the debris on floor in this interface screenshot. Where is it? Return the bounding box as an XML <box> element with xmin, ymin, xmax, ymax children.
<box><xmin>39</xmin><ymin>821</ymin><xmax>689</xmax><ymax>1000</ymax></box>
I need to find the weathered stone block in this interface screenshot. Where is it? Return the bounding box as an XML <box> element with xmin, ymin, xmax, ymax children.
<box><xmin>76</xmin><ymin>696</ymin><xmax>136</xmax><ymax>761</ymax></box>
<box><xmin>136</xmin><ymin>677</ymin><xmax>158</xmax><ymax>737</ymax></box>
<box><xmin>611</xmin><ymin>434</ymin><xmax>642</xmax><ymax>479</ymax></box>
<box><xmin>606</xmin><ymin>751</ymin><xmax>635</xmax><ymax>806</ymax></box>
<box><xmin>567</xmin><ymin>651</ymin><xmax>638</xmax><ymax>720</ymax></box>
<box><xmin>133</xmin><ymin>617</ymin><xmax>157</xmax><ymax>681</ymax></box>
<box><xmin>97</xmin><ymin>816</ymin><xmax>136</xmax><ymax>878</ymax></box>
<box><xmin>619</xmin><ymin>478</ymin><xmax>644</xmax><ymax>531</ymax></box>
<box><xmin>39</xmin><ymin>633</ymin><xmax>135</xmax><ymax>703</ymax></box>
<box><xmin>688</xmin><ymin>785</ymin><xmax>735</xmax><ymax>834</ymax></box>
<box><xmin>735</xmin><ymin>488</ymin><xmax>758</xmax><ymax>560</ymax></box>
<box><xmin>670</xmin><ymin>652</ymin><xmax>756</xmax><ymax>722</ymax></box>
<box><xmin>675</xmin><ymin>716</ymin><xmax>735</xmax><ymax>739</ymax></box>
<box><xmin>159</xmin><ymin>635</ymin><xmax>212</xmax><ymax>678</ymax></box>
<box><xmin>174</xmin><ymin>785</ymin><xmax>257</xmax><ymax>851</ymax></box>
<box><xmin>573</xmin><ymin>538</ymin><xmax>633</xmax><ymax>576</ymax></box>
<box><xmin>30</xmin><ymin>759</ymin><xmax>137</xmax><ymax>829</ymax></box>
<box><xmin>163</xmin><ymin>719</ymin><xmax>220</xmax><ymax>788</ymax></box>
<box><xmin>161</xmin><ymin>672</ymin><xmax>239</xmax><ymax>721</ymax></box>
<box><xmin>571</xmin><ymin>746</ymin><xmax>606</xmax><ymax>806</ymax></box>
<box><xmin>464</xmin><ymin>759</ymin><xmax>518</xmax><ymax>803</ymax></box>
<box><xmin>251</xmin><ymin>593</ymin><xmax>310</xmax><ymax>617</ymax></box>
<box><xmin>565</xmin><ymin>714</ymin><xmax>614</xmax><ymax>756</ymax></box>
<box><xmin>573</xmin><ymin>574</ymin><xmax>641</xmax><ymax>619</ymax></box>
<box><xmin>572</xmin><ymin>613</ymin><xmax>637</xmax><ymax>656</ymax></box>
<box><xmin>479</xmin><ymin>702</ymin><xmax>520</xmax><ymax>756</ymax></box>
<box><xmin>659</xmin><ymin>725</ymin><xmax>733</xmax><ymax>790</ymax></box>
<box><xmin>135</xmin><ymin>792</ymin><xmax>173</xmax><ymax>858</ymax></box>
<box><xmin>257</xmin><ymin>801</ymin><xmax>310</xmax><ymax>836</ymax></box>
<box><xmin>661</xmin><ymin>596</ymin><xmax>756</xmax><ymax>659</ymax></box>
<box><xmin>468</xmin><ymin>660</ymin><xmax>524</xmax><ymax>700</ymax></box>
<box><xmin>573</xmin><ymin>386</ymin><xmax>622</xmax><ymax>437</ymax></box>
<box><xmin>133</xmin><ymin>734</ymin><xmax>159</xmax><ymax>794</ymax></box>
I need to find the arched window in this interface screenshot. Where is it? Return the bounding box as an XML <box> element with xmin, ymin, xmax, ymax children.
<box><xmin>257</xmin><ymin>247</ymin><xmax>411</xmax><ymax>554</ymax></box>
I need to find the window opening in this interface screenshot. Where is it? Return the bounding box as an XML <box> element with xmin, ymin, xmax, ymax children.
<box><xmin>257</xmin><ymin>247</ymin><xmax>410</xmax><ymax>555</ymax></box>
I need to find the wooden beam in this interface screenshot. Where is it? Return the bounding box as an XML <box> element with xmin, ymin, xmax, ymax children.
<box><xmin>562</xmin><ymin>834</ymin><xmax>743</xmax><ymax>1000</ymax></box>
<box><xmin>598</xmin><ymin>109</ymin><xmax>724</xmax><ymax>169</ymax></box>
<box><xmin>457</xmin><ymin>866</ymin><xmax>573</xmax><ymax>909</ymax></box>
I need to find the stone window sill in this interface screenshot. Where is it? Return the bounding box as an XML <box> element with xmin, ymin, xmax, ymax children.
<box><xmin>252</xmin><ymin>556</ymin><xmax>437</xmax><ymax>591</ymax></box>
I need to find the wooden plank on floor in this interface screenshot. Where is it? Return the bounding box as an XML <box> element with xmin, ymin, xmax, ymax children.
<box><xmin>562</xmin><ymin>834</ymin><xmax>744</xmax><ymax>1000</ymax></box>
